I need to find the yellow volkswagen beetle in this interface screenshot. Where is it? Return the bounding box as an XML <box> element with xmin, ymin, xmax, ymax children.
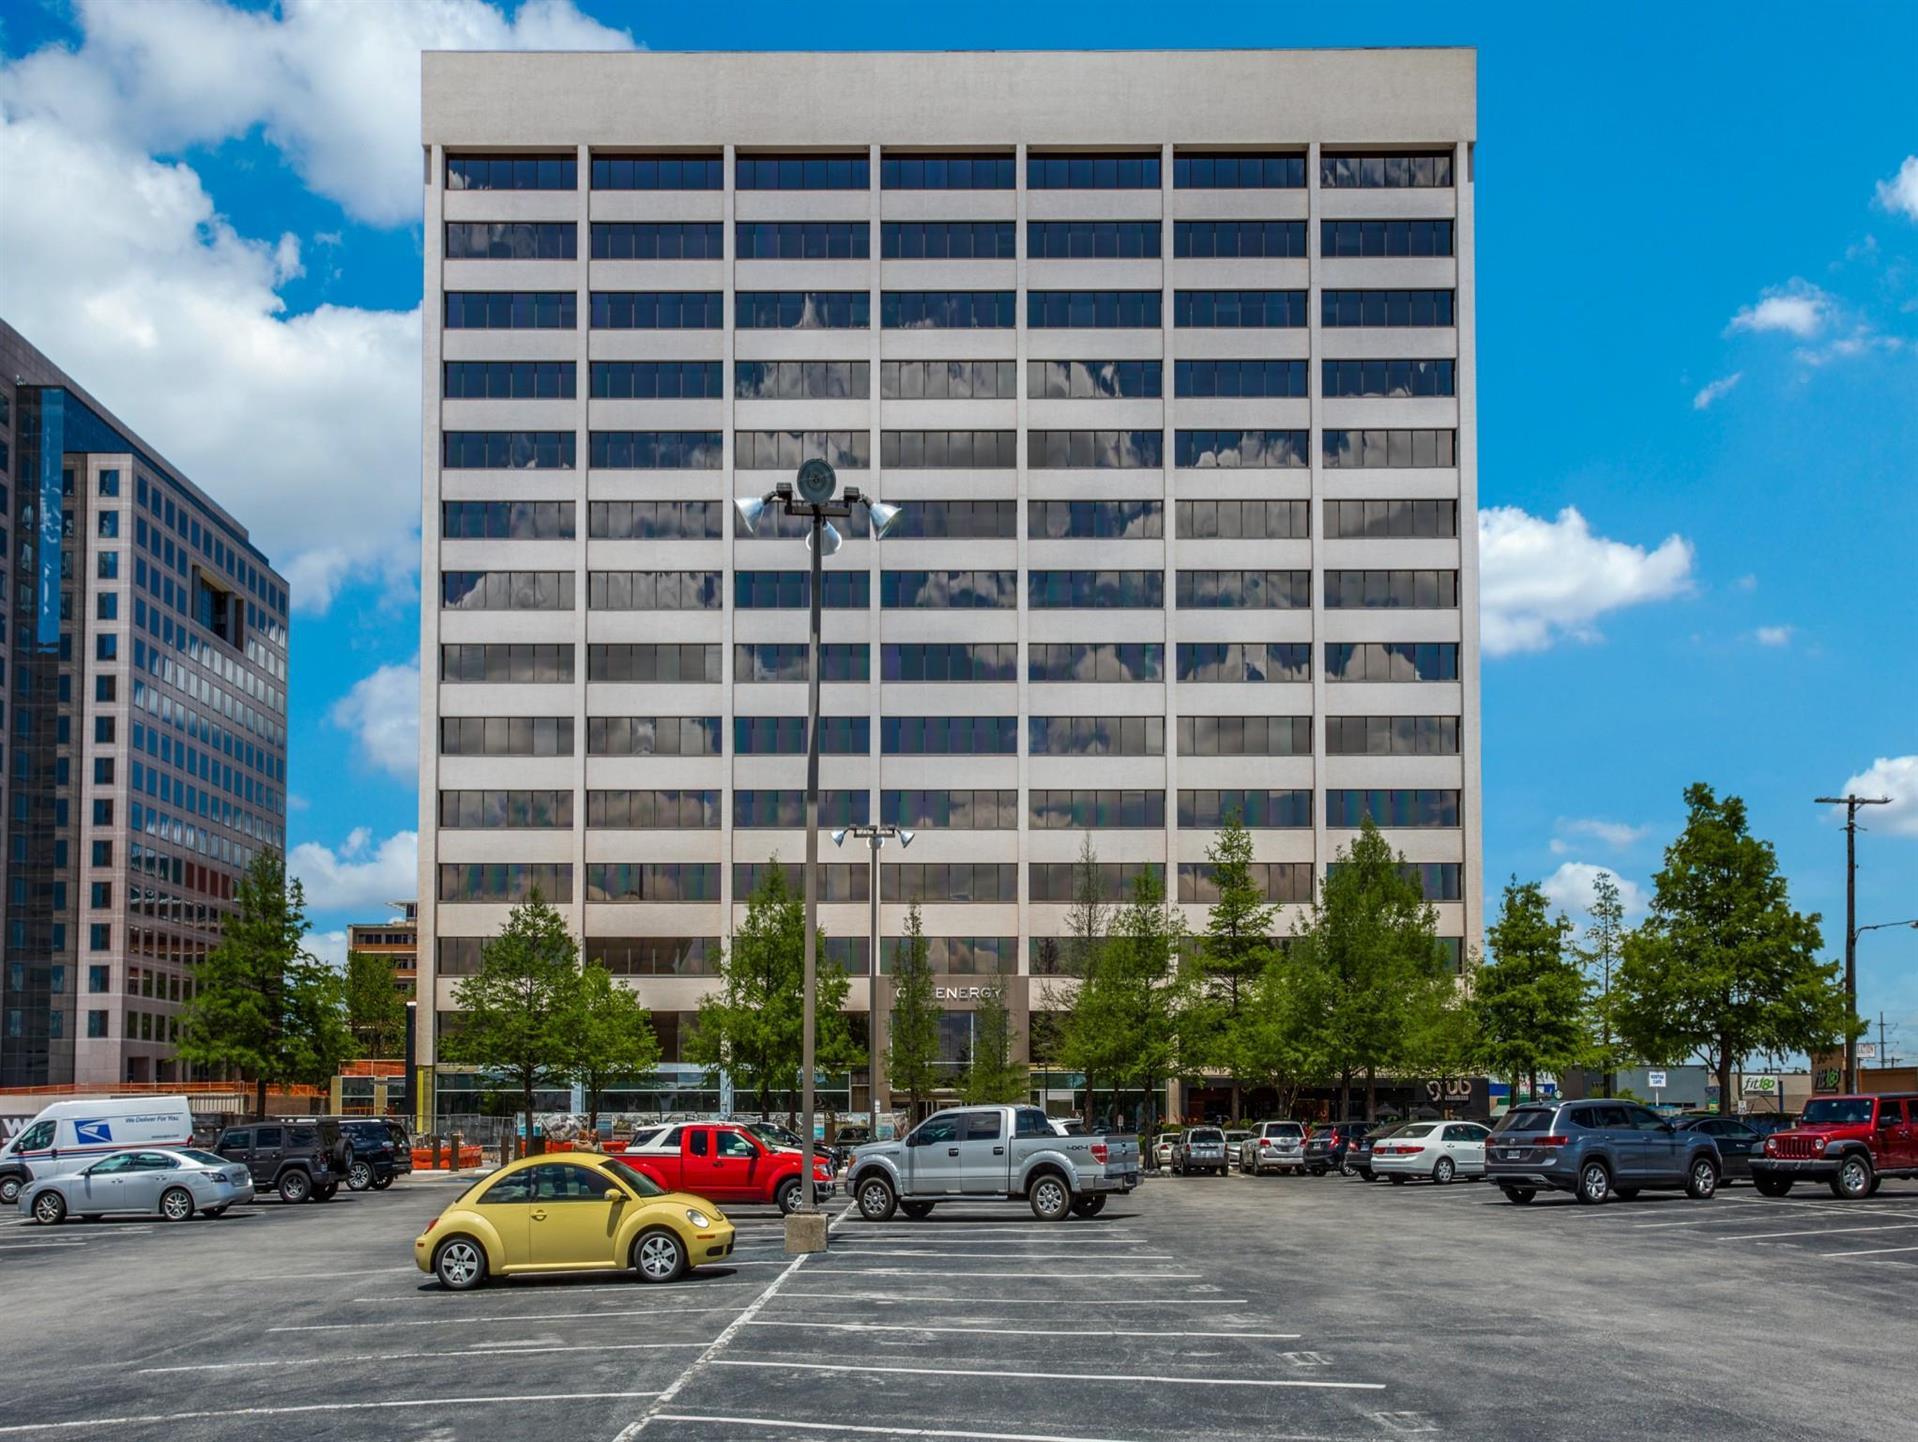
<box><xmin>413</xmin><ymin>1152</ymin><xmax>735</xmax><ymax>1289</ymax></box>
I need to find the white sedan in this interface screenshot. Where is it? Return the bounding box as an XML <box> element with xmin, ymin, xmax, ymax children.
<box><xmin>1370</xmin><ymin>1121</ymin><xmax>1491</xmax><ymax>1184</ymax></box>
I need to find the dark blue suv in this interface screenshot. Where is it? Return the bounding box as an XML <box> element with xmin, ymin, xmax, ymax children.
<box><xmin>1486</xmin><ymin>1100</ymin><xmax>1723</xmax><ymax>1205</ymax></box>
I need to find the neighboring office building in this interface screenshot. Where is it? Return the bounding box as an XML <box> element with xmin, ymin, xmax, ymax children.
<box><xmin>418</xmin><ymin>49</ymin><xmax>1482</xmax><ymax>1121</ymax></box>
<box><xmin>348</xmin><ymin>900</ymin><xmax>419</xmax><ymax>999</ymax></box>
<box><xmin>0</xmin><ymin>321</ymin><xmax>292</xmax><ymax>1088</ymax></box>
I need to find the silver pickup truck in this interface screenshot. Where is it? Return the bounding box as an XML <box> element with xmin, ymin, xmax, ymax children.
<box><xmin>847</xmin><ymin>1104</ymin><xmax>1140</xmax><ymax>1221</ymax></box>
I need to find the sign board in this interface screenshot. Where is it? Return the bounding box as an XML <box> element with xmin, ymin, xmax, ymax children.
<box><xmin>1647</xmin><ymin>1069</ymin><xmax>1668</xmax><ymax>1090</ymax></box>
<box><xmin>934</xmin><ymin>985</ymin><xmax>990</xmax><ymax>1001</ymax></box>
<box><xmin>1859</xmin><ymin>1042</ymin><xmax>1878</xmax><ymax>1061</ymax></box>
<box><xmin>1814</xmin><ymin>1068</ymin><xmax>1843</xmax><ymax>1094</ymax></box>
<box><xmin>1741</xmin><ymin>1075</ymin><xmax>1780</xmax><ymax>1096</ymax></box>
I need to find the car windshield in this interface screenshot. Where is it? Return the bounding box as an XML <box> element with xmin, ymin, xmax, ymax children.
<box><xmin>601</xmin><ymin>1159</ymin><xmax>666</xmax><ymax>1197</ymax></box>
<box><xmin>176</xmin><ymin>1149</ymin><xmax>231</xmax><ymax>1166</ymax></box>
<box><xmin>1397</xmin><ymin>1123</ymin><xmax>1438</xmax><ymax>1138</ymax></box>
<box><xmin>1800</xmin><ymin>1098</ymin><xmax>1875</xmax><ymax>1125</ymax></box>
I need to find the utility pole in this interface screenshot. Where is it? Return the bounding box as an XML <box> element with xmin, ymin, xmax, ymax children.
<box><xmin>1814</xmin><ymin>794</ymin><xmax>1890</xmax><ymax>1093</ymax></box>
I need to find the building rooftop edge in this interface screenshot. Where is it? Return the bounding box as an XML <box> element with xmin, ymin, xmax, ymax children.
<box><xmin>0</xmin><ymin>317</ymin><xmax>286</xmax><ymax>581</ymax></box>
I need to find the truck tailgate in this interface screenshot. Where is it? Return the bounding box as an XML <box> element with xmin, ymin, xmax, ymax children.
<box><xmin>1099</xmin><ymin>1134</ymin><xmax>1140</xmax><ymax>1171</ymax></box>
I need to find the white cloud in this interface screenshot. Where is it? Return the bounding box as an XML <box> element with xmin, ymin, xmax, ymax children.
<box><xmin>1692</xmin><ymin>372</ymin><xmax>1742</xmax><ymax>409</ymax></box>
<box><xmin>1551</xmin><ymin>819</ymin><xmax>1652</xmax><ymax>855</ymax></box>
<box><xmin>308</xmin><ymin>929</ymin><xmax>348</xmax><ymax>971</ymax></box>
<box><xmin>289</xmin><ymin>827</ymin><xmax>418</xmax><ymax>913</ymax></box>
<box><xmin>1542</xmin><ymin>862</ymin><xmax>1647</xmax><ymax>923</ymax></box>
<box><xmin>329</xmin><ymin>659</ymin><xmax>421</xmax><ymax>781</ymax></box>
<box><xmin>0</xmin><ymin>113</ymin><xmax>419</xmax><ymax>612</ymax></box>
<box><xmin>1834</xmin><ymin>757</ymin><xmax>1918</xmax><ymax>838</ymax></box>
<box><xmin>0</xmin><ymin>0</ymin><xmax>635</xmax><ymax>226</ymax></box>
<box><xmin>1754</xmin><ymin>625</ymin><xmax>1794</xmax><ymax>647</ymax></box>
<box><xmin>1734</xmin><ymin>574</ymin><xmax>1759</xmax><ymax>592</ymax></box>
<box><xmin>1727</xmin><ymin>279</ymin><xmax>1833</xmax><ymax>339</ymax></box>
<box><xmin>0</xmin><ymin>0</ymin><xmax>635</xmax><ymax>612</ymax></box>
<box><xmin>1479</xmin><ymin>506</ymin><xmax>1696</xmax><ymax>656</ymax></box>
<box><xmin>1875</xmin><ymin>155</ymin><xmax>1918</xmax><ymax>222</ymax></box>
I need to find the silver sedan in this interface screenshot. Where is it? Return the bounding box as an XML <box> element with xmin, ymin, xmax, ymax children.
<box><xmin>21</xmin><ymin>1147</ymin><xmax>254</xmax><ymax>1224</ymax></box>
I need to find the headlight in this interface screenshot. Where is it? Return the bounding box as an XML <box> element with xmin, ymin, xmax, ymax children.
<box><xmin>685</xmin><ymin>1208</ymin><xmax>712</xmax><ymax>1228</ymax></box>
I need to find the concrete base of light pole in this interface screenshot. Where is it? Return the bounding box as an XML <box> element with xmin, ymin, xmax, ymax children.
<box><xmin>784</xmin><ymin>1211</ymin><xmax>828</xmax><ymax>1254</ymax></box>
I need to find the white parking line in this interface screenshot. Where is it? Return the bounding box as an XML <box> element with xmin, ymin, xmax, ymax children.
<box><xmin>1819</xmin><ymin>1243</ymin><xmax>1918</xmax><ymax>1258</ymax></box>
<box><xmin>0</xmin><ymin>1392</ymin><xmax>663</xmax><ymax>1434</ymax></box>
<box><xmin>798</xmin><ymin>1268</ymin><xmax>1201</xmax><ymax>1279</ymax></box>
<box><xmin>1712</xmin><ymin>1222</ymin><xmax>1918</xmax><ymax>1242</ymax></box>
<box><xmin>806</xmin><ymin>1249</ymin><xmax>1178</xmax><ymax>1260</ymax></box>
<box><xmin>138</xmin><ymin>1341</ymin><xmax>710</xmax><ymax>1373</ymax></box>
<box><xmin>743</xmin><ymin>1320</ymin><xmax>1302</xmax><ymax>1341</ymax></box>
<box><xmin>611</xmin><ymin>1200</ymin><xmax>858</xmax><ymax>1440</ymax></box>
<box><xmin>647</xmin><ymin>1414</ymin><xmax>1162</xmax><ymax>1442</ymax></box>
<box><xmin>270</xmin><ymin>1304</ymin><xmax>750</xmax><ymax>1332</ymax></box>
<box><xmin>776</xmin><ymin>1294</ymin><xmax>1249</xmax><ymax>1306</ymax></box>
<box><xmin>711</xmin><ymin>1359</ymin><xmax>1384</xmax><ymax>1391</ymax></box>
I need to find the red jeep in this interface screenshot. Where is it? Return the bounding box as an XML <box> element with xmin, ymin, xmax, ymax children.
<box><xmin>1749</xmin><ymin>1093</ymin><xmax>1918</xmax><ymax>1199</ymax></box>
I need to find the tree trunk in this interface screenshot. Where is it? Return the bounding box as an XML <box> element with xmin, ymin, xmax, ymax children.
<box><xmin>1717</xmin><ymin>1044</ymin><xmax>1733</xmax><ymax>1119</ymax></box>
<box><xmin>1364</xmin><ymin>1067</ymin><xmax>1377</xmax><ymax>1122</ymax></box>
<box><xmin>253</xmin><ymin>1075</ymin><xmax>267</xmax><ymax>1121</ymax></box>
<box><xmin>1337</xmin><ymin>1070</ymin><xmax>1351</xmax><ymax>1123</ymax></box>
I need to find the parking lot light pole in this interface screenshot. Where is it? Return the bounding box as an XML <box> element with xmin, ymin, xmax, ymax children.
<box><xmin>833</xmin><ymin>823</ymin><xmax>915</xmax><ymax>1139</ymax></box>
<box><xmin>1814</xmin><ymin>794</ymin><xmax>1890</xmax><ymax>1092</ymax></box>
<box><xmin>737</xmin><ymin>461</ymin><xmax>901</xmax><ymax>1256</ymax></box>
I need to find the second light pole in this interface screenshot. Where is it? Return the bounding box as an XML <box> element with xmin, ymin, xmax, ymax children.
<box><xmin>833</xmin><ymin>822</ymin><xmax>914</xmax><ymax>1140</ymax></box>
<box><xmin>736</xmin><ymin>459</ymin><xmax>901</xmax><ymax>1255</ymax></box>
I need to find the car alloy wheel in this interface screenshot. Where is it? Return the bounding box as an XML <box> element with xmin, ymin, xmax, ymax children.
<box><xmin>348</xmin><ymin>1161</ymin><xmax>373</xmax><ymax>1191</ymax></box>
<box><xmin>32</xmin><ymin>1191</ymin><xmax>66</xmax><ymax>1225</ymax></box>
<box><xmin>857</xmin><ymin>1177</ymin><xmax>896</xmax><ymax>1221</ymax></box>
<box><xmin>1030</xmin><ymin>1175</ymin><xmax>1071</xmax><ymax>1221</ymax></box>
<box><xmin>278</xmin><ymin>1170</ymin><xmax>311</xmax><ymax>1204</ymax></box>
<box><xmin>1834</xmin><ymin>1156</ymin><xmax>1872</xmax><ymax>1199</ymax></box>
<box><xmin>775</xmin><ymin>1178</ymin><xmax>803</xmax><ymax>1215</ymax></box>
<box><xmin>1577</xmin><ymin>1162</ymin><xmax>1610</xmax><ymax>1204</ymax></box>
<box><xmin>635</xmin><ymin>1229</ymin><xmax>685</xmax><ymax>1283</ymax></box>
<box><xmin>435</xmin><ymin>1238</ymin><xmax>486</xmax><ymax>1290</ymax></box>
<box><xmin>1433</xmin><ymin>1157</ymin><xmax>1455</xmax><ymax>1185</ymax></box>
<box><xmin>1687</xmin><ymin>1158</ymin><xmax>1718</xmax><ymax>1200</ymax></box>
<box><xmin>160</xmin><ymin>1187</ymin><xmax>194</xmax><ymax>1222</ymax></box>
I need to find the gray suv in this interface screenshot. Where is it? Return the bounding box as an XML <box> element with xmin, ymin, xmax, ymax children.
<box><xmin>1486</xmin><ymin>1100</ymin><xmax>1723</xmax><ymax>1205</ymax></box>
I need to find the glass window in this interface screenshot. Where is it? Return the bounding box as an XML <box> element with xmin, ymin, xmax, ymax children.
<box><xmin>590</xmin><ymin>155</ymin><xmax>724</xmax><ymax>190</ymax></box>
<box><xmin>1320</xmin><ymin>290</ymin><xmax>1457</xmax><ymax>328</ymax></box>
<box><xmin>736</xmin><ymin>154</ymin><xmax>871</xmax><ymax>190</ymax></box>
<box><xmin>591</xmin><ymin>222</ymin><xmax>726</xmax><ymax>260</ymax></box>
<box><xmin>445</xmin><ymin>221</ymin><xmax>579</xmax><ymax>260</ymax></box>
<box><xmin>1320</xmin><ymin>152</ymin><xmax>1454</xmax><ymax>188</ymax></box>
<box><xmin>443</xmin><ymin>292</ymin><xmax>577</xmax><ymax>329</ymax></box>
<box><xmin>589</xmin><ymin>292</ymin><xmax>725</xmax><ymax>330</ymax></box>
<box><xmin>881</xmin><ymin>291</ymin><xmax>1016</xmax><ymax>329</ymax></box>
<box><xmin>1173</xmin><ymin>152</ymin><xmax>1305</xmax><ymax>188</ymax></box>
<box><xmin>1028</xmin><ymin>291</ymin><xmax>1162</xmax><ymax>328</ymax></box>
<box><xmin>447</xmin><ymin>155</ymin><xmax>578</xmax><ymax>190</ymax></box>
<box><xmin>1027</xmin><ymin>153</ymin><xmax>1161</xmax><ymax>189</ymax></box>
<box><xmin>1173</xmin><ymin>220</ymin><xmax>1307</xmax><ymax>257</ymax></box>
<box><xmin>1027</xmin><ymin>221</ymin><xmax>1162</xmax><ymax>259</ymax></box>
<box><xmin>735</xmin><ymin>291</ymin><xmax>870</xmax><ymax>329</ymax></box>
<box><xmin>881</xmin><ymin>154</ymin><xmax>1015</xmax><ymax>189</ymax></box>
<box><xmin>961</xmin><ymin>1111</ymin><xmax>1003</xmax><ymax>1141</ymax></box>
<box><xmin>882</xmin><ymin>222</ymin><xmax>1015</xmax><ymax>259</ymax></box>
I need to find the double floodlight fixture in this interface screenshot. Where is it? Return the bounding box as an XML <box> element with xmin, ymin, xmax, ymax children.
<box><xmin>832</xmin><ymin>825</ymin><xmax>916</xmax><ymax>850</ymax></box>
<box><xmin>734</xmin><ymin>459</ymin><xmax>905</xmax><ymax>544</ymax></box>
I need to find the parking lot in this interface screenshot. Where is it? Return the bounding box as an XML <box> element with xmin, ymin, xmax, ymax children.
<box><xmin>1</xmin><ymin>1166</ymin><xmax>1915</xmax><ymax>1440</ymax></box>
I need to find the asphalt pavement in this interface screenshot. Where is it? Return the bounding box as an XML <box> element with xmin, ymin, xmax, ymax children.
<box><xmin>0</xmin><ymin>1164</ymin><xmax>1913</xmax><ymax>1440</ymax></box>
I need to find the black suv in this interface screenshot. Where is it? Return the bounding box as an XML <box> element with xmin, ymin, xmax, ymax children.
<box><xmin>1302</xmin><ymin>1122</ymin><xmax>1372</xmax><ymax>1176</ymax></box>
<box><xmin>212</xmin><ymin>1120</ymin><xmax>348</xmax><ymax>1203</ymax></box>
<box><xmin>322</xmin><ymin>1118</ymin><xmax>413</xmax><ymax>1191</ymax></box>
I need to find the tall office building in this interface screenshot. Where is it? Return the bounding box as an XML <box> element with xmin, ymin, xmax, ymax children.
<box><xmin>0</xmin><ymin>321</ymin><xmax>292</xmax><ymax>1088</ymax></box>
<box><xmin>419</xmin><ymin>49</ymin><xmax>1480</xmax><ymax>1118</ymax></box>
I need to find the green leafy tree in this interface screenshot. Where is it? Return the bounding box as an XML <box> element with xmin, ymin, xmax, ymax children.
<box><xmin>1048</xmin><ymin>834</ymin><xmax>1114</xmax><ymax>1126</ymax></box>
<box><xmin>562</xmin><ymin>964</ymin><xmax>661</xmax><ymax>1136</ymax></box>
<box><xmin>440</xmin><ymin>894</ymin><xmax>579</xmax><ymax>1156</ymax></box>
<box><xmin>344</xmin><ymin>950</ymin><xmax>407</xmax><ymax>1057</ymax></box>
<box><xmin>1472</xmin><ymin>878</ymin><xmax>1588</xmax><ymax>1103</ymax></box>
<box><xmin>1105</xmin><ymin>867</ymin><xmax>1189</xmax><ymax>1134</ymax></box>
<box><xmin>1237</xmin><ymin>943</ymin><xmax>1325</xmax><ymax>1120</ymax></box>
<box><xmin>1615</xmin><ymin>783</ymin><xmax>1851</xmax><ymax>1108</ymax></box>
<box><xmin>685</xmin><ymin>862</ymin><xmax>861</xmax><ymax>1119</ymax></box>
<box><xmin>181</xmin><ymin>851</ymin><xmax>350</xmax><ymax>1117</ymax></box>
<box><xmin>1285</xmin><ymin>820</ymin><xmax>1454</xmax><ymax>1120</ymax></box>
<box><xmin>957</xmin><ymin>976</ymin><xmax>1026</xmax><ymax>1104</ymax></box>
<box><xmin>1194</xmin><ymin>813</ymin><xmax>1276</xmax><ymax>1121</ymax></box>
<box><xmin>1574</xmin><ymin>871</ymin><xmax>1632</xmax><ymax>1094</ymax></box>
<box><xmin>886</xmin><ymin>901</ymin><xmax>941</xmax><ymax>1124</ymax></box>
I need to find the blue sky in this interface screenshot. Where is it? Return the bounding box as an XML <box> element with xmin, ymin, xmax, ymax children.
<box><xmin>1</xmin><ymin>2</ymin><xmax>1913</xmax><ymax>1052</ymax></box>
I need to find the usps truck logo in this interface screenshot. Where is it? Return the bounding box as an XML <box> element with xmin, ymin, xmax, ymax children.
<box><xmin>75</xmin><ymin>1120</ymin><xmax>114</xmax><ymax>1146</ymax></box>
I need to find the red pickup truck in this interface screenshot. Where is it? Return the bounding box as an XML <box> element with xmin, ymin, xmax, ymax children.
<box><xmin>1749</xmin><ymin>1093</ymin><xmax>1918</xmax><ymax>1199</ymax></box>
<box><xmin>624</xmin><ymin>1122</ymin><xmax>835</xmax><ymax>1214</ymax></box>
